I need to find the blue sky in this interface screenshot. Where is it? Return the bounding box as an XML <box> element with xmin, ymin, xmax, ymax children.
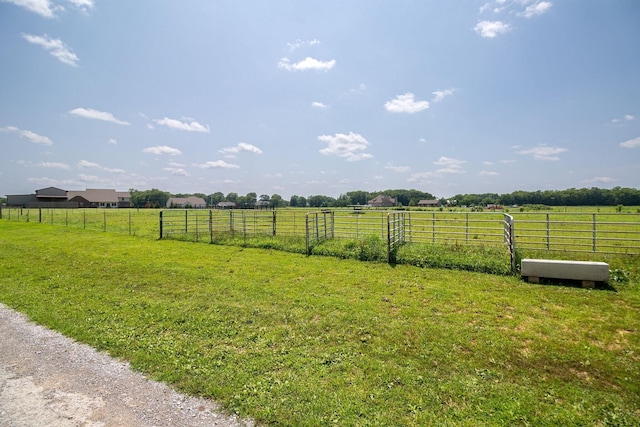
<box><xmin>1</xmin><ymin>0</ymin><xmax>639</xmax><ymax>200</ymax></box>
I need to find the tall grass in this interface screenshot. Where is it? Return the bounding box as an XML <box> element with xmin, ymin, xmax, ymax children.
<box><xmin>0</xmin><ymin>221</ymin><xmax>639</xmax><ymax>425</ymax></box>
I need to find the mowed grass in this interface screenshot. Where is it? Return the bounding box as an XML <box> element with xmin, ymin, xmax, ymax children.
<box><xmin>1</xmin><ymin>221</ymin><xmax>639</xmax><ymax>426</ymax></box>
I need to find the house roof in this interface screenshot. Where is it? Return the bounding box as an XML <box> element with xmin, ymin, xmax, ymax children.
<box><xmin>35</xmin><ymin>187</ymin><xmax>67</xmax><ymax>199</ymax></box>
<box><xmin>368</xmin><ymin>195</ymin><xmax>396</xmax><ymax>205</ymax></box>
<box><xmin>418</xmin><ymin>199</ymin><xmax>440</xmax><ymax>205</ymax></box>
<box><xmin>168</xmin><ymin>197</ymin><xmax>207</xmax><ymax>206</ymax></box>
<box><xmin>67</xmin><ymin>189</ymin><xmax>120</xmax><ymax>203</ymax></box>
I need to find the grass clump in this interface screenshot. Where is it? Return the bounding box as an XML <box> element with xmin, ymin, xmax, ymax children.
<box><xmin>396</xmin><ymin>241</ymin><xmax>513</xmax><ymax>275</ymax></box>
<box><xmin>1</xmin><ymin>221</ymin><xmax>639</xmax><ymax>426</ymax></box>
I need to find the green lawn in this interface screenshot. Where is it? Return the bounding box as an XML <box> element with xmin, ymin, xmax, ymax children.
<box><xmin>0</xmin><ymin>221</ymin><xmax>639</xmax><ymax>426</ymax></box>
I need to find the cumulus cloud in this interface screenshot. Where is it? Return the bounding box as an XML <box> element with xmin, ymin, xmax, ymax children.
<box><xmin>164</xmin><ymin>167</ymin><xmax>190</xmax><ymax>176</ymax></box>
<box><xmin>67</xmin><ymin>0</ymin><xmax>94</xmax><ymax>12</ymax></box>
<box><xmin>107</xmin><ymin>138</ymin><xmax>117</xmax><ymax>145</ymax></box>
<box><xmin>142</xmin><ymin>145</ymin><xmax>182</xmax><ymax>156</ymax></box>
<box><xmin>479</xmin><ymin>170</ymin><xmax>500</xmax><ymax>176</ymax></box>
<box><xmin>2</xmin><ymin>0</ymin><xmax>59</xmax><ymax>18</ymax></box>
<box><xmin>312</xmin><ymin>101</ymin><xmax>329</xmax><ymax>109</ymax></box>
<box><xmin>69</xmin><ymin>108</ymin><xmax>130</xmax><ymax>125</ymax></box>
<box><xmin>517</xmin><ymin>144</ymin><xmax>568</xmax><ymax>160</ymax></box>
<box><xmin>612</xmin><ymin>114</ymin><xmax>635</xmax><ymax>124</ymax></box>
<box><xmin>384</xmin><ymin>93</ymin><xmax>429</xmax><ymax>113</ymax></box>
<box><xmin>619</xmin><ymin>137</ymin><xmax>640</xmax><ymax>148</ymax></box>
<box><xmin>518</xmin><ymin>1</ymin><xmax>552</xmax><ymax>18</ymax></box>
<box><xmin>219</xmin><ymin>142</ymin><xmax>263</xmax><ymax>155</ymax></box>
<box><xmin>474</xmin><ymin>20</ymin><xmax>510</xmax><ymax>38</ymax></box>
<box><xmin>433</xmin><ymin>156</ymin><xmax>467</xmax><ymax>173</ymax></box>
<box><xmin>384</xmin><ymin>163</ymin><xmax>411</xmax><ymax>173</ymax></box>
<box><xmin>195</xmin><ymin>160</ymin><xmax>239</xmax><ymax>169</ymax></box>
<box><xmin>286</xmin><ymin>38</ymin><xmax>320</xmax><ymax>52</ymax></box>
<box><xmin>17</xmin><ymin>160</ymin><xmax>70</xmax><ymax>169</ymax></box>
<box><xmin>278</xmin><ymin>57</ymin><xmax>336</xmax><ymax>72</ymax></box>
<box><xmin>432</xmin><ymin>88</ymin><xmax>457</xmax><ymax>103</ymax></box>
<box><xmin>22</xmin><ymin>33</ymin><xmax>79</xmax><ymax>66</ymax></box>
<box><xmin>582</xmin><ymin>176</ymin><xmax>613</xmax><ymax>184</ymax></box>
<box><xmin>154</xmin><ymin>117</ymin><xmax>210</xmax><ymax>132</ymax></box>
<box><xmin>77</xmin><ymin>159</ymin><xmax>125</xmax><ymax>173</ymax></box>
<box><xmin>1</xmin><ymin>125</ymin><xmax>53</xmax><ymax>145</ymax></box>
<box><xmin>318</xmin><ymin>132</ymin><xmax>373</xmax><ymax>162</ymax></box>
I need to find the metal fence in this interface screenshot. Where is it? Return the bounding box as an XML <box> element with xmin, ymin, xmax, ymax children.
<box><xmin>3</xmin><ymin>207</ymin><xmax>639</xmax><ymax>258</ymax></box>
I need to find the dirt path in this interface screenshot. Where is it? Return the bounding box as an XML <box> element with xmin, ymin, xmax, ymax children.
<box><xmin>0</xmin><ymin>303</ymin><xmax>254</xmax><ymax>427</ymax></box>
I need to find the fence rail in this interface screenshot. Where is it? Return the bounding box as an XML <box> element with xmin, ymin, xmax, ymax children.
<box><xmin>2</xmin><ymin>207</ymin><xmax>639</xmax><ymax>258</ymax></box>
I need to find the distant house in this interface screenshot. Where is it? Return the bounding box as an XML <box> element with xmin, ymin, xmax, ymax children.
<box><xmin>368</xmin><ymin>195</ymin><xmax>397</xmax><ymax>208</ymax></box>
<box><xmin>68</xmin><ymin>189</ymin><xmax>131</xmax><ymax>208</ymax></box>
<box><xmin>418</xmin><ymin>199</ymin><xmax>441</xmax><ymax>207</ymax></box>
<box><xmin>167</xmin><ymin>197</ymin><xmax>207</xmax><ymax>208</ymax></box>
<box><xmin>216</xmin><ymin>201</ymin><xmax>236</xmax><ymax>209</ymax></box>
<box><xmin>6</xmin><ymin>187</ymin><xmax>129</xmax><ymax>208</ymax></box>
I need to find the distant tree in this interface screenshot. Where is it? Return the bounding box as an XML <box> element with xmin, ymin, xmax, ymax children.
<box><xmin>245</xmin><ymin>192</ymin><xmax>257</xmax><ymax>206</ymax></box>
<box><xmin>226</xmin><ymin>192</ymin><xmax>238</xmax><ymax>203</ymax></box>
<box><xmin>270</xmin><ymin>194</ymin><xmax>284</xmax><ymax>208</ymax></box>
<box><xmin>129</xmin><ymin>188</ymin><xmax>170</xmax><ymax>208</ymax></box>
<box><xmin>209</xmin><ymin>192</ymin><xmax>225</xmax><ymax>205</ymax></box>
<box><xmin>259</xmin><ymin>194</ymin><xmax>270</xmax><ymax>202</ymax></box>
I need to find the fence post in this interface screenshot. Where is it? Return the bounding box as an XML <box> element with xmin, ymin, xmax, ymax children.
<box><xmin>593</xmin><ymin>213</ymin><xmax>597</xmax><ymax>252</ymax></box>
<box><xmin>209</xmin><ymin>210</ymin><xmax>213</xmax><ymax>243</ymax></box>
<box><xmin>546</xmin><ymin>213</ymin><xmax>550</xmax><ymax>250</ymax></box>
<box><xmin>465</xmin><ymin>213</ymin><xmax>469</xmax><ymax>242</ymax></box>
<box><xmin>103</xmin><ymin>211</ymin><xmax>107</xmax><ymax>232</ymax></box>
<box><xmin>272</xmin><ymin>210</ymin><xmax>276</xmax><ymax>236</ymax></box>
<box><xmin>128</xmin><ymin>210</ymin><xmax>132</xmax><ymax>235</ymax></box>
<box><xmin>185</xmin><ymin>210</ymin><xmax>188</xmax><ymax>234</ymax></box>
<box><xmin>387</xmin><ymin>213</ymin><xmax>392</xmax><ymax>263</ymax></box>
<box><xmin>305</xmin><ymin>213</ymin><xmax>310</xmax><ymax>255</ymax></box>
<box><xmin>159</xmin><ymin>211</ymin><xmax>163</xmax><ymax>239</ymax></box>
<box><xmin>504</xmin><ymin>214</ymin><xmax>516</xmax><ymax>274</ymax></box>
<box><xmin>39</xmin><ymin>208</ymin><xmax>42</xmax><ymax>223</ymax></box>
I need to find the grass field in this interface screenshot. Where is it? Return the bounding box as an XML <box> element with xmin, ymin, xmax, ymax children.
<box><xmin>0</xmin><ymin>220</ymin><xmax>639</xmax><ymax>426</ymax></box>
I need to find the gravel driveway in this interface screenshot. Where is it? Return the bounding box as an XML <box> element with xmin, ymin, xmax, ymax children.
<box><xmin>0</xmin><ymin>303</ymin><xmax>254</xmax><ymax>427</ymax></box>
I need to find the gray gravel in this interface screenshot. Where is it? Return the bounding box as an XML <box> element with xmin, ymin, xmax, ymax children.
<box><xmin>0</xmin><ymin>303</ymin><xmax>254</xmax><ymax>427</ymax></box>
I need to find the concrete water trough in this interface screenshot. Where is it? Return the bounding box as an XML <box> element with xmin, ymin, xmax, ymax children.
<box><xmin>521</xmin><ymin>258</ymin><xmax>609</xmax><ymax>288</ymax></box>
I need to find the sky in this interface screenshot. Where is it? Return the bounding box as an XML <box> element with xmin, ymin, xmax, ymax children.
<box><xmin>1</xmin><ymin>0</ymin><xmax>639</xmax><ymax>200</ymax></box>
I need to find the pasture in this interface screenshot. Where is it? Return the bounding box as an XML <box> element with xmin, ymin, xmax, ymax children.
<box><xmin>0</xmin><ymin>220</ymin><xmax>638</xmax><ymax>426</ymax></box>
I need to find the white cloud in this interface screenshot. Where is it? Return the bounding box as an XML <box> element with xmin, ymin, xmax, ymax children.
<box><xmin>518</xmin><ymin>1</ymin><xmax>553</xmax><ymax>18</ymax></box>
<box><xmin>318</xmin><ymin>132</ymin><xmax>373</xmax><ymax>162</ymax></box>
<box><xmin>286</xmin><ymin>38</ymin><xmax>320</xmax><ymax>52</ymax></box>
<box><xmin>69</xmin><ymin>108</ymin><xmax>130</xmax><ymax>125</ymax></box>
<box><xmin>517</xmin><ymin>145</ymin><xmax>568</xmax><ymax>160</ymax></box>
<box><xmin>67</xmin><ymin>0</ymin><xmax>94</xmax><ymax>12</ymax></box>
<box><xmin>1</xmin><ymin>125</ymin><xmax>53</xmax><ymax>145</ymax></box>
<box><xmin>408</xmin><ymin>171</ymin><xmax>435</xmax><ymax>183</ymax></box>
<box><xmin>612</xmin><ymin>114</ymin><xmax>635</xmax><ymax>124</ymax></box>
<box><xmin>2</xmin><ymin>0</ymin><xmax>59</xmax><ymax>18</ymax></box>
<box><xmin>432</xmin><ymin>88</ymin><xmax>457</xmax><ymax>103</ymax></box>
<box><xmin>311</xmin><ymin>101</ymin><xmax>329</xmax><ymax>109</ymax></box>
<box><xmin>107</xmin><ymin>138</ymin><xmax>117</xmax><ymax>145</ymax></box>
<box><xmin>17</xmin><ymin>160</ymin><xmax>70</xmax><ymax>169</ymax></box>
<box><xmin>22</xmin><ymin>33</ymin><xmax>79</xmax><ymax>66</ymax></box>
<box><xmin>195</xmin><ymin>160</ymin><xmax>239</xmax><ymax>169</ymax></box>
<box><xmin>77</xmin><ymin>159</ymin><xmax>125</xmax><ymax>173</ymax></box>
<box><xmin>154</xmin><ymin>117</ymin><xmax>210</xmax><ymax>132</ymax></box>
<box><xmin>433</xmin><ymin>156</ymin><xmax>467</xmax><ymax>173</ymax></box>
<box><xmin>582</xmin><ymin>176</ymin><xmax>613</xmax><ymax>184</ymax></box>
<box><xmin>142</xmin><ymin>145</ymin><xmax>182</xmax><ymax>156</ymax></box>
<box><xmin>219</xmin><ymin>142</ymin><xmax>263</xmax><ymax>155</ymax></box>
<box><xmin>278</xmin><ymin>57</ymin><xmax>336</xmax><ymax>72</ymax></box>
<box><xmin>164</xmin><ymin>167</ymin><xmax>190</xmax><ymax>176</ymax></box>
<box><xmin>384</xmin><ymin>93</ymin><xmax>429</xmax><ymax>114</ymax></box>
<box><xmin>620</xmin><ymin>137</ymin><xmax>640</xmax><ymax>148</ymax></box>
<box><xmin>384</xmin><ymin>163</ymin><xmax>411</xmax><ymax>173</ymax></box>
<box><xmin>474</xmin><ymin>21</ymin><xmax>510</xmax><ymax>38</ymax></box>
<box><xmin>479</xmin><ymin>170</ymin><xmax>500</xmax><ymax>176</ymax></box>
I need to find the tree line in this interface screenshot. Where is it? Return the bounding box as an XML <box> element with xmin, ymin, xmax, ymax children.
<box><xmin>128</xmin><ymin>186</ymin><xmax>640</xmax><ymax>209</ymax></box>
